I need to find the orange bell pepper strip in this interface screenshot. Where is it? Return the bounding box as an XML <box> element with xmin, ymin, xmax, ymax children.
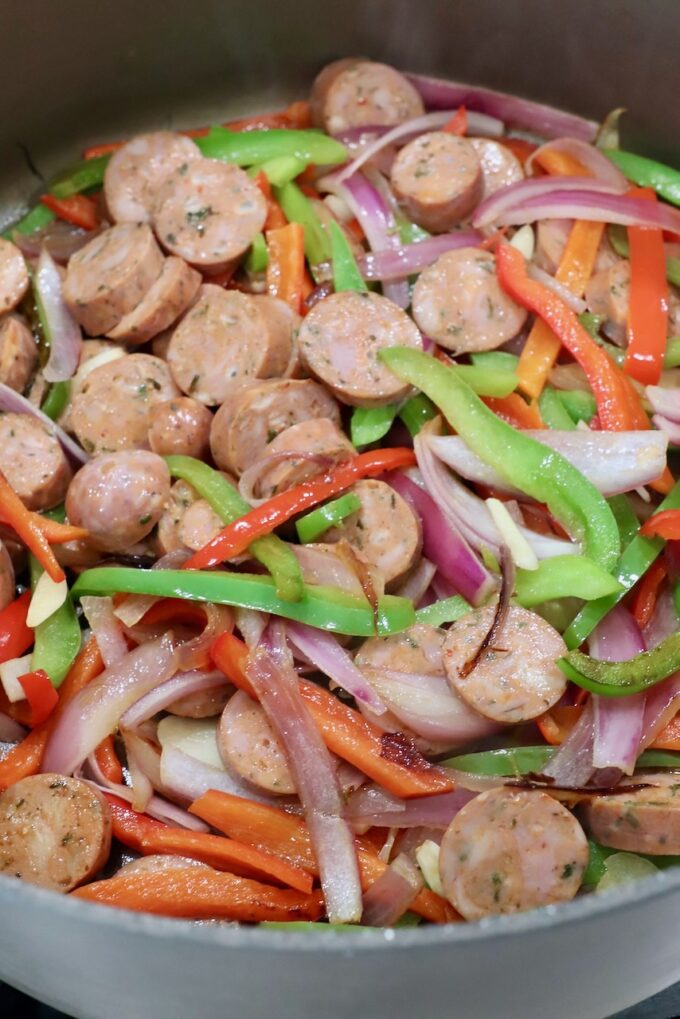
<box><xmin>190</xmin><ymin>790</ymin><xmax>457</xmax><ymax>923</ymax></box>
<box><xmin>253</xmin><ymin>170</ymin><xmax>288</xmax><ymax>230</ymax></box>
<box><xmin>94</xmin><ymin>735</ymin><xmax>124</xmax><ymax>785</ymax></box>
<box><xmin>442</xmin><ymin>106</ymin><xmax>467</xmax><ymax>135</ymax></box>
<box><xmin>531</xmin><ymin>149</ymin><xmax>588</xmax><ymax>177</ymax></box>
<box><xmin>184</xmin><ymin>448</ymin><xmax>416</xmax><ymax>571</ymax></box>
<box><xmin>630</xmin><ymin>558</ymin><xmax>667</xmax><ymax>628</ymax></box>
<box><xmin>650</xmin><ymin>713</ymin><xmax>680</xmax><ymax>751</ymax></box>
<box><xmin>104</xmin><ymin>794</ymin><xmax>313</xmax><ymax>894</ymax></box>
<box><xmin>482</xmin><ymin>393</ymin><xmax>543</xmax><ymax>429</ymax></box>
<box><xmin>71</xmin><ymin>868</ymin><xmax>324</xmax><ymax>922</ymax></box>
<box><xmin>210</xmin><ymin>632</ymin><xmax>455</xmax><ymax>799</ymax></box>
<box><xmin>538</xmin><ymin>701</ymin><xmax>680</xmax><ymax>752</ymax></box>
<box><xmin>641</xmin><ymin>510</ymin><xmax>680</xmax><ymax>541</ymax></box>
<box><xmin>17</xmin><ymin>669</ymin><xmax>58</xmax><ymax>727</ymax></box>
<box><xmin>624</xmin><ymin>189</ymin><xmax>669</xmax><ymax>386</ymax></box>
<box><xmin>0</xmin><ymin>472</ymin><xmax>66</xmax><ymax>583</ymax></box>
<box><xmin>265</xmin><ymin>222</ymin><xmax>307</xmax><ymax>314</ymax></box>
<box><xmin>0</xmin><ymin>591</ymin><xmax>33</xmax><ymax>665</ymax></box>
<box><xmin>40</xmin><ymin>193</ymin><xmax>99</xmax><ymax>231</ymax></box>
<box><xmin>497</xmin><ymin>243</ymin><xmax>634</xmax><ymax>431</ymax></box>
<box><xmin>0</xmin><ymin>637</ymin><xmax>103</xmax><ymax>790</ymax></box>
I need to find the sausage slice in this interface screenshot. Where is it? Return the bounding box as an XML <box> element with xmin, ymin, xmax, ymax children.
<box><xmin>0</xmin><ymin>314</ymin><xmax>38</xmax><ymax>392</ymax></box>
<box><xmin>0</xmin><ymin>539</ymin><xmax>16</xmax><ymax>611</ymax></box>
<box><xmin>439</xmin><ymin>787</ymin><xmax>588</xmax><ymax>920</ymax></box>
<box><xmin>0</xmin><ymin>413</ymin><xmax>72</xmax><ymax>510</ymax></box>
<box><xmin>298</xmin><ymin>291</ymin><xmax>423</xmax><ymax>407</ymax></box>
<box><xmin>255</xmin><ymin>417</ymin><xmax>354</xmax><ymax>499</ymax></box>
<box><xmin>104</xmin><ymin>130</ymin><xmax>202</xmax><ymax>224</ymax></box>
<box><xmin>148</xmin><ymin>396</ymin><xmax>213</xmax><ymax>460</ymax></box>
<box><xmin>64</xmin><ymin>223</ymin><xmax>164</xmax><ymax>336</ymax></box>
<box><xmin>106</xmin><ymin>256</ymin><xmax>202</xmax><ymax>344</ymax></box>
<box><xmin>585</xmin><ymin>259</ymin><xmax>630</xmax><ymax>346</ymax></box>
<box><xmin>310</xmin><ymin>59</ymin><xmax>424</xmax><ymax>134</ymax></box>
<box><xmin>391</xmin><ymin>132</ymin><xmax>483</xmax><ymax>233</ymax></box>
<box><xmin>156</xmin><ymin>479</ymin><xmax>198</xmax><ymax>555</ymax></box>
<box><xmin>442</xmin><ymin>603</ymin><xmax>567</xmax><ymax>723</ymax></box>
<box><xmin>0</xmin><ymin>238</ymin><xmax>29</xmax><ymax>312</ymax></box>
<box><xmin>218</xmin><ymin>690</ymin><xmax>296</xmax><ymax>795</ymax></box>
<box><xmin>469</xmin><ymin>138</ymin><xmax>524</xmax><ymax>199</ymax></box>
<box><xmin>581</xmin><ymin>773</ymin><xmax>680</xmax><ymax>855</ymax></box>
<box><xmin>0</xmin><ymin>774</ymin><xmax>112</xmax><ymax>893</ymax></box>
<box><xmin>411</xmin><ymin>248</ymin><xmax>528</xmax><ymax>353</ymax></box>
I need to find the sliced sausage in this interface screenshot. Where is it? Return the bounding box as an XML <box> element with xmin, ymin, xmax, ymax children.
<box><xmin>0</xmin><ymin>413</ymin><xmax>71</xmax><ymax>510</ymax></box>
<box><xmin>103</xmin><ymin>130</ymin><xmax>202</xmax><ymax>224</ymax></box>
<box><xmin>0</xmin><ymin>539</ymin><xmax>15</xmax><ymax>610</ymax></box>
<box><xmin>390</xmin><ymin>132</ymin><xmax>483</xmax><ymax>233</ymax></box>
<box><xmin>167</xmin><ymin>681</ymin><xmax>232</xmax><ymax>720</ymax></box>
<box><xmin>106</xmin><ymin>256</ymin><xmax>202</xmax><ymax>344</ymax></box>
<box><xmin>310</xmin><ymin>59</ymin><xmax>425</xmax><ymax>135</ymax></box>
<box><xmin>156</xmin><ymin>479</ymin><xmax>198</xmax><ymax>555</ymax></box>
<box><xmin>167</xmin><ymin>286</ymin><xmax>292</xmax><ymax>406</ymax></box>
<box><xmin>148</xmin><ymin>397</ymin><xmax>213</xmax><ymax>459</ymax></box>
<box><xmin>536</xmin><ymin>219</ymin><xmax>619</xmax><ymax>276</ymax></box>
<box><xmin>210</xmin><ymin>378</ymin><xmax>340</xmax><ymax>476</ymax></box>
<box><xmin>63</xmin><ymin>223</ymin><xmax>164</xmax><ymax>336</ymax></box>
<box><xmin>0</xmin><ymin>238</ymin><xmax>29</xmax><ymax>312</ymax></box>
<box><xmin>70</xmin><ymin>352</ymin><xmax>179</xmax><ymax>454</ymax></box>
<box><xmin>356</xmin><ymin>623</ymin><xmax>446</xmax><ymax>676</ymax></box>
<box><xmin>117</xmin><ymin>854</ymin><xmax>212</xmax><ymax>875</ymax></box>
<box><xmin>469</xmin><ymin>138</ymin><xmax>523</xmax><ymax>198</ymax></box>
<box><xmin>439</xmin><ymin>787</ymin><xmax>588</xmax><ymax>920</ymax></box>
<box><xmin>324</xmin><ymin>479</ymin><xmax>421</xmax><ymax>585</ymax></box>
<box><xmin>178</xmin><ymin>498</ymin><xmax>224</xmax><ymax>552</ymax></box>
<box><xmin>151</xmin><ymin>159</ymin><xmax>267</xmax><ymax>272</ymax></box>
<box><xmin>0</xmin><ymin>774</ymin><xmax>112</xmax><ymax>893</ymax></box>
<box><xmin>255</xmin><ymin>417</ymin><xmax>354</xmax><ymax>500</ymax></box>
<box><xmin>218</xmin><ymin>689</ymin><xmax>295</xmax><ymax>794</ymax></box>
<box><xmin>585</xmin><ymin>259</ymin><xmax>631</xmax><ymax>345</ymax></box>
<box><xmin>0</xmin><ymin>314</ymin><xmax>38</xmax><ymax>392</ymax></box>
<box><xmin>298</xmin><ymin>290</ymin><xmax>422</xmax><ymax>407</ymax></box>
<box><xmin>442</xmin><ymin>603</ymin><xmax>567</xmax><ymax>723</ymax></box>
<box><xmin>412</xmin><ymin>247</ymin><xmax>528</xmax><ymax>354</ymax></box>
<box><xmin>580</xmin><ymin>772</ymin><xmax>680</xmax><ymax>854</ymax></box>
<box><xmin>66</xmin><ymin>450</ymin><xmax>171</xmax><ymax>553</ymax></box>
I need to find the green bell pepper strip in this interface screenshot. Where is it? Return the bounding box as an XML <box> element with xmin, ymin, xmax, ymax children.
<box><xmin>674</xmin><ymin>580</ymin><xmax>680</xmax><ymax>619</ymax></box>
<box><xmin>470</xmin><ymin>351</ymin><xmax>520</xmax><ymax>374</ymax></box>
<box><xmin>584</xmin><ymin>840</ymin><xmax>680</xmax><ymax>887</ymax></box>
<box><xmin>196</xmin><ymin>127</ymin><xmax>347</xmax><ymax>168</ymax></box>
<box><xmin>48</xmin><ymin>155</ymin><xmax>111</xmax><ymax>199</ymax></box>
<box><xmin>443</xmin><ymin>746</ymin><xmax>680</xmax><ymax>778</ymax></box>
<box><xmin>328</xmin><ymin>220</ymin><xmax>367</xmax><ymax>293</ymax></box>
<box><xmin>258</xmin><ymin>155</ymin><xmax>308</xmax><ymax>187</ymax></box>
<box><xmin>415</xmin><ymin>595</ymin><xmax>471</xmax><ymax>627</ymax></box>
<box><xmin>30</xmin><ymin>508</ymin><xmax>82</xmax><ymax>687</ymax></box>
<box><xmin>164</xmin><ymin>455</ymin><xmax>304</xmax><ymax>603</ymax></box>
<box><xmin>538</xmin><ymin>387</ymin><xmax>575</xmax><ymax>430</ymax></box>
<box><xmin>71</xmin><ymin>568</ymin><xmax>415</xmax><ymax>637</ymax></box>
<box><xmin>608</xmin><ymin>494</ymin><xmax>640</xmax><ymax>547</ymax></box>
<box><xmin>556</xmin><ymin>388</ymin><xmax>598</xmax><ymax>425</ymax></box>
<box><xmin>395</xmin><ymin>214</ymin><xmax>429</xmax><ymax>246</ymax></box>
<box><xmin>577</xmin><ymin>311</ymin><xmax>604</xmax><ymax>339</ymax></box>
<box><xmin>514</xmin><ymin>555</ymin><xmax>622</xmax><ymax>609</ymax></box>
<box><xmin>350</xmin><ymin>405</ymin><xmax>399</xmax><ymax>447</ymax></box>
<box><xmin>665</xmin><ymin>337</ymin><xmax>680</xmax><ymax>369</ymax></box>
<box><xmin>603</xmin><ymin>148</ymin><xmax>680</xmax><ymax>208</ymax></box>
<box><xmin>564</xmin><ymin>478</ymin><xmax>680</xmax><ymax>648</ymax></box>
<box><xmin>380</xmin><ymin>348</ymin><xmax>621</xmax><ymax>572</ymax></box>
<box><xmin>295</xmin><ymin>493</ymin><xmax>362</xmax><ymax>543</ymax></box>
<box><xmin>40</xmin><ymin>381</ymin><xmax>71</xmax><ymax>421</ymax></box>
<box><xmin>274</xmin><ymin>181</ymin><xmax>331</xmax><ymax>268</ymax></box>
<box><xmin>245</xmin><ymin>233</ymin><xmax>269</xmax><ymax>273</ymax></box>
<box><xmin>452</xmin><ymin>364</ymin><xmax>518</xmax><ymax>398</ymax></box>
<box><xmin>608</xmin><ymin>224</ymin><xmax>680</xmax><ymax>288</ymax></box>
<box><xmin>558</xmin><ymin>631</ymin><xmax>680</xmax><ymax>697</ymax></box>
<box><xmin>1</xmin><ymin>203</ymin><xmax>55</xmax><ymax>240</ymax></box>
<box><xmin>398</xmin><ymin>394</ymin><xmax>437</xmax><ymax>437</ymax></box>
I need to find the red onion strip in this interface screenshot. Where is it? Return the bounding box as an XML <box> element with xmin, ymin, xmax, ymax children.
<box><xmin>361</xmin><ymin>853</ymin><xmax>423</xmax><ymax>927</ymax></box>
<box><xmin>120</xmin><ymin>669</ymin><xmax>229</xmax><ymax>729</ymax></box>
<box><xmin>0</xmin><ymin>711</ymin><xmax>26</xmax><ymax>743</ymax></box>
<box><xmin>358</xmin><ymin>230</ymin><xmax>482</xmax><ymax>281</ymax></box>
<box><xmin>80</xmin><ymin>596</ymin><xmax>128</xmax><ymax>668</ymax></box>
<box><xmin>647</xmin><ymin>385</ymin><xmax>680</xmax><ymax>424</ymax></box>
<box><xmin>159</xmin><ymin>743</ymin><xmax>289</xmax><ymax>810</ymax></box>
<box><xmin>345</xmin><ymin>786</ymin><xmax>476</xmax><ymax>833</ymax></box>
<box><xmin>0</xmin><ymin>382</ymin><xmax>88</xmax><ymax>464</ymax></box>
<box><xmin>526</xmin><ymin>138</ymin><xmax>628</xmax><ymax>188</ymax></box>
<box><xmin>113</xmin><ymin>549</ymin><xmax>190</xmax><ymax>628</ymax></box>
<box><xmin>477</xmin><ymin>189</ymin><xmax>680</xmax><ymax>233</ymax></box>
<box><xmin>473</xmin><ymin>175</ymin><xmax>623</xmax><ymax>229</ymax></box>
<box><xmin>35</xmin><ymin>248</ymin><xmax>82</xmax><ymax>382</ymax></box>
<box><xmin>527</xmin><ymin>264</ymin><xmax>587</xmax><ymax>313</ymax></box>
<box><xmin>590</xmin><ymin>606</ymin><xmax>646</xmax><ymax>774</ymax></box>
<box><xmin>543</xmin><ymin>698</ymin><xmax>596</xmax><ymax>787</ymax></box>
<box><xmin>286</xmin><ymin>621</ymin><xmax>387</xmax><ymax>714</ymax></box>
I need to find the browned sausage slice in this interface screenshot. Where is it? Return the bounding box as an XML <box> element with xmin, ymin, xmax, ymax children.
<box><xmin>442</xmin><ymin>603</ymin><xmax>567</xmax><ymax>723</ymax></box>
<box><xmin>390</xmin><ymin>132</ymin><xmax>483</xmax><ymax>233</ymax></box>
<box><xmin>103</xmin><ymin>131</ymin><xmax>202</xmax><ymax>224</ymax></box>
<box><xmin>167</xmin><ymin>286</ymin><xmax>291</xmax><ymax>406</ymax></box>
<box><xmin>310</xmin><ymin>59</ymin><xmax>424</xmax><ymax>134</ymax></box>
<box><xmin>255</xmin><ymin>418</ymin><xmax>354</xmax><ymax>500</ymax></box>
<box><xmin>324</xmin><ymin>479</ymin><xmax>422</xmax><ymax>585</ymax></box>
<box><xmin>64</xmin><ymin>223</ymin><xmax>164</xmax><ymax>336</ymax></box>
<box><xmin>151</xmin><ymin>159</ymin><xmax>267</xmax><ymax>272</ymax></box>
<box><xmin>298</xmin><ymin>291</ymin><xmax>423</xmax><ymax>407</ymax></box>
<box><xmin>0</xmin><ymin>413</ymin><xmax>72</xmax><ymax>510</ymax></box>
<box><xmin>439</xmin><ymin>787</ymin><xmax>588</xmax><ymax>920</ymax></box>
<box><xmin>412</xmin><ymin>248</ymin><xmax>528</xmax><ymax>353</ymax></box>
<box><xmin>469</xmin><ymin>138</ymin><xmax>524</xmax><ymax>198</ymax></box>
<box><xmin>0</xmin><ymin>238</ymin><xmax>29</xmax><ymax>312</ymax></box>
<box><xmin>218</xmin><ymin>690</ymin><xmax>296</xmax><ymax>795</ymax></box>
<box><xmin>0</xmin><ymin>314</ymin><xmax>38</xmax><ymax>392</ymax></box>
<box><xmin>148</xmin><ymin>397</ymin><xmax>213</xmax><ymax>459</ymax></box>
<box><xmin>70</xmin><ymin>352</ymin><xmax>179</xmax><ymax>454</ymax></box>
<box><xmin>210</xmin><ymin>378</ymin><xmax>341</xmax><ymax>476</ymax></box>
<box><xmin>106</xmin><ymin>256</ymin><xmax>202</xmax><ymax>344</ymax></box>
<box><xmin>580</xmin><ymin>773</ymin><xmax>680</xmax><ymax>854</ymax></box>
<box><xmin>66</xmin><ymin>450</ymin><xmax>171</xmax><ymax>553</ymax></box>
<box><xmin>0</xmin><ymin>774</ymin><xmax>112</xmax><ymax>893</ymax></box>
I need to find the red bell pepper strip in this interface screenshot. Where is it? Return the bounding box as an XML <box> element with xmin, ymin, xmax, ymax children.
<box><xmin>0</xmin><ymin>473</ymin><xmax>65</xmax><ymax>582</ymax></box>
<box><xmin>502</xmin><ymin>137</ymin><xmax>539</xmax><ymax>165</ymax></box>
<box><xmin>496</xmin><ymin>242</ymin><xmax>637</xmax><ymax>431</ymax></box>
<box><xmin>442</xmin><ymin>106</ymin><xmax>467</xmax><ymax>135</ymax></box>
<box><xmin>641</xmin><ymin>509</ymin><xmax>680</xmax><ymax>541</ymax></box>
<box><xmin>104</xmin><ymin>794</ymin><xmax>313</xmax><ymax>893</ymax></box>
<box><xmin>624</xmin><ymin>188</ymin><xmax>669</xmax><ymax>386</ymax></box>
<box><xmin>184</xmin><ymin>448</ymin><xmax>416</xmax><ymax>571</ymax></box>
<box><xmin>40</xmin><ymin>193</ymin><xmax>99</xmax><ymax>231</ymax></box>
<box><xmin>17</xmin><ymin>669</ymin><xmax>58</xmax><ymax>727</ymax></box>
<box><xmin>630</xmin><ymin>558</ymin><xmax>667</xmax><ymax>628</ymax></box>
<box><xmin>0</xmin><ymin>591</ymin><xmax>33</xmax><ymax>665</ymax></box>
<box><xmin>94</xmin><ymin>735</ymin><xmax>124</xmax><ymax>785</ymax></box>
<box><xmin>483</xmin><ymin>393</ymin><xmax>543</xmax><ymax>429</ymax></box>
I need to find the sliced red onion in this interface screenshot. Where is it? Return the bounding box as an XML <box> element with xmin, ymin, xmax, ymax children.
<box><xmin>122</xmin><ymin>730</ymin><xmax>154</xmax><ymax>812</ymax></box>
<box><xmin>247</xmin><ymin>624</ymin><xmax>362</xmax><ymax>924</ymax></box>
<box><xmin>346</xmin><ymin>786</ymin><xmax>475</xmax><ymax>833</ymax></box>
<box><xmin>543</xmin><ymin>698</ymin><xmax>595</xmax><ymax>787</ymax></box>
<box><xmin>527</xmin><ymin>264</ymin><xmax>587</xmax><ymax>314</ymax></box>
<box><xmin>638</xmin><ymin>591</ymin><xmax>680</xmax><ymax>751</ymax></box>
<box><xmin>361</xmin><ymin>853</ymin><xmax>423</xmax><ymax>927</ymax></box>
<box><xmin>235</xmin><ymin>607</ymin><xmax>269</xmax><ymax>649</ymax></box>
<box><xmin>358</xmin><ymin>230</ymin><xmax>482</xmax><ymax>281</ymax></box>
<box><xmin>176</xmin><ymin>602</ymin><xmax>233</xmax><ymax>672</ymax></box>
<box><xmin>43</xmin><ymin>634</ymin><xmax>178</xmax><ymax>776</ymax></box>
<box><xmin>0</xmin><ymin>381</ymin><xmax>88</xmax><ymax>464</ymax></box>
<box><xmin>88</xmin><ymin>777</ymin><xmax>210</xmax><ymax>832</ymax></box>
<box><xmin>335</xmin><ymin>759</ymin><xmax>368</xmax><ymax>798</ymax></box>
<box><xmin>286</xmin><ymin>621</ymin><xmax>386</xmax><ymax>714</ymax></box>
<box><xmin>647</xmin><ymin>385</ymin><xmax>680</xmax><ymax>424</ymax></box>
<box><xmin>406</xmin><ymin>73</ymin><xmax>598</xmax><ymax>141</ymax></box>
<box><xmin>526</xmin><ymin>138</ymin><xmax>628</xmax><ymax>188</ymax></box>
<box><xmin>120</xmin><ymin>669</ymin><xmax>229</xmax><ymax>729</ymax></box>
<box><xmin>291</xmin><ymin>544</ymin><xmax>383</xmax><ymax>599</ymax></box>
<box><xmin>12</xmin><ymin>220</ymin><xmax>93</xmax><ymax>263</ymax></box>
<box><xmin>480</xmin><ymin>189</ymin><xmax>680</xmax><ymax>232</ymax></box>
<box><xmin>643</xmin><ymin>587</ymin><xmax>680</xmax><ymax>651</ymax></box>
<box><xmin>35</xmin><ymin>248</ymin><xmax>82</xmax><ymax>382</ymax></box>
<box><xmin>158</xmin><ymin>742</ymin><xmax>283</xmax><ymax>810</ymax></box>
<box><xmin>473</xmin><ymin>175</ymin><xmax>623</xmax><ymax>229</ymax></box>
<box><xmin>653</xmin><ymin>415</ymin><xmax>680</xmax><ymax>446</ymax></box>
<box><xmin>113</xmin><ymin>549</ymin><xmax>190</xmax><ymax>628</ymax></box>
<box><xmin>0</xmin><ymin>711</ymin><xmax>26</xmax><ymax>743</ymax></box>
<box><xmin>393</xmin><ymin>556</ymin><xmax>437</xmax><ymax>604</ymax></box>
<box><xmin>80</xmin><ymin>596</ymin><xmax>128</xmax><ymax>668</ymax></box>
<box><xmin>386</xmin><ymin>470</ymin><xmax>495</xmax><ymax>606</ymax></box>
<box><xmin>590</xmin><ymin>606</ymin><xmax>646</xmax><ymax>774</ymax></box>
<box><xmin>429</xmin><ymin>430</ymin><xmax>669</xmax><ymax>497</ymax></box>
